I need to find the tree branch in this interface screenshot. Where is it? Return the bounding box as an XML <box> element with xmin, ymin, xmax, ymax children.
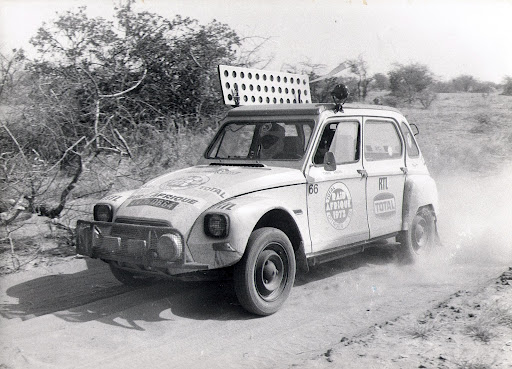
<box><xmin>99</xmin><ymin>68</ymin><xmax>147</xmax><ymax>98</ymax></box>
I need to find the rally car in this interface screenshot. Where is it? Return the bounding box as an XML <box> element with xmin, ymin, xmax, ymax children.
<box><xmin>76</xmin><ymin>65</ymin><xmax>439</xmax><ymax>315</ymax></box>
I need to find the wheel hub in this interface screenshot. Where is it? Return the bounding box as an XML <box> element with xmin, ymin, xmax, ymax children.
<box><xmin>255</xmin><ymin>248</ymin><xmax>286</xmax><ymax>299</ymax></box>
<box><xmin>263</xmin><ymin>260</ymin><xmax>278</xmax><ymax>283</ymax></box>
<box><xmin>413</xmin><ymin>218</ymin><xmax>430</xmax><ymax>251</ymax></box>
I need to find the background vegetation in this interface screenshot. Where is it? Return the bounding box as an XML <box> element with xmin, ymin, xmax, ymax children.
<box><xmin>1</xmin><ymin>2</ymin><xmax>512</xmax><ymax>267</ymax></box>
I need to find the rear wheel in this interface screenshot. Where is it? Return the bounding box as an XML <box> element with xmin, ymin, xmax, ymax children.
<box><xmin>398</xmin><ymin>207</ymin><xmax>437</xmax><ymax>263</ymax></box>
<box><xmin>109</xmin><ymin>263</ymin><xmax>156</xmax><ymax>286</ymax></box>
<box><xmin>234</xmin><ymin>227</ymin><xmax>296</xmax><ymax>316</ymax></box>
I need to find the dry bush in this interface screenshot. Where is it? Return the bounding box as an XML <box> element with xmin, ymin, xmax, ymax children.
<box><xmin>408</xmin><ymin>319</ymin><xmax>438</xmax><ymax>339</ymax></box>
<box><xmin>379</xmin><ymin>95</ymin><xmax>400</xmax><ymax>107</ymax></box>
<box><xmin>417</xmin><ymin>90</ymin><xmax>438</xmax><ymax>109</ymax></box>
<box><xmin>466</xmin><ymin>318</ymin><xmax>495</xmax><ymax>342</ymax></box>
<box><xmin>469</xmin><ymin>113</ymin><xmax>494</xmax><ymax>134</ymax></box>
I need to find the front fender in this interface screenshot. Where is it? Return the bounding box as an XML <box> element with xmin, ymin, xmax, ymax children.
<box><xmin>94</xmin><ymin>190</ymin><xmax>137</xmax><ymax>220</ymax></box>
<box><xmin>402</xmin><ymin>174</ymin><xmax>439</xmax><ymax>230</ymax></box>
<box><xmin>187</xmin><ymin>185</ymin><xmax>309</xmax><ymax>269</ymax></box>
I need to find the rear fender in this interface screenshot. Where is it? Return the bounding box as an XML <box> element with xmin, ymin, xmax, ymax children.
<box><xmin>402</xmin><ymin>174</ymin><xmax>439</xmax><ymax>230</ymax></box>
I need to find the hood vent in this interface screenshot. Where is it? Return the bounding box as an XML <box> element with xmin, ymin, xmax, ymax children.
<box><xmin>209</xmin><ymin>163</ymin><xmax>265</xmax><ymax>168</ymax></box>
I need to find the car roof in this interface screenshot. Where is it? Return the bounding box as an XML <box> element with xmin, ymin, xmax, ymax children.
<box><xmin>225</xmin><ymin>103</ymin><xmax>403</xmax><ymax>118</ymax></box>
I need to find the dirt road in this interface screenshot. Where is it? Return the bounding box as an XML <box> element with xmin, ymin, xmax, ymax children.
<box><xmin>0</xmin><ymin>246</ymin><xmax>509</xmax><ymax>369</ymax></box>
<box><xmin>1</xmin><ymin>172</ymin><xmax>512</xmax><ymax>369</ymax></box>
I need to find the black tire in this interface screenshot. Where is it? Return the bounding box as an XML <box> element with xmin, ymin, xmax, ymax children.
<box><xmin>398</xmin><ymin>207</ymin><xmax>437</xmax><ymax>263</ymax></box>
<box><xmin>109</xmin><ymin>263</ymin><xmax>156</xmax><ymax>286</ymax></box>
<box><xmin>234</xmin><ymin>227</ymin><xmax>296</xmax><ymax>316</ymax></box>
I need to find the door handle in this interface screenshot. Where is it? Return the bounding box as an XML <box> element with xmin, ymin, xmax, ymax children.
<box><xmin>357</xmin><ymin>169</ymin><xmax>368</xmax><ymax>178</ymax></box>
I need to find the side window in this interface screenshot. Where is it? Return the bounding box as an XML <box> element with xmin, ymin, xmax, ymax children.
<box><xmin>400</xmin><ymin>122</ymin><xmax>420</xmax><ymax>158</ymax></box>
<box><xmin>313</xmin><ymin>121</ymin><xmax>360</xmax><ymax>164</ymax></box>
<box><xmin>364</xmin><ymin>120</ymin><xmax>402</xmax><ymax>161</ymax></box>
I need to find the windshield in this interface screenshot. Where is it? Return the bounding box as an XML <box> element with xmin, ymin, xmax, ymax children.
<box><xmin>206</xmin><ymin>121</ymin><xmax>314</xmax><ymax>160</ymax></box>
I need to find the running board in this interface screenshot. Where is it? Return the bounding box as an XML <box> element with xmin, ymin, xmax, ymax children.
<box><xmin>306</xmin><ymin>232</ymin><xmax>399</xmax><ymax>267</ymax></box>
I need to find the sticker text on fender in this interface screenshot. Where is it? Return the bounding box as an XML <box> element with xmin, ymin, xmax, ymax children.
<box><xmin>325</xmin><ymin>182</ymin><xmax>353</xmax><ymax>230</ymax></box>
<box><xmin>215</xmin><ymin>202</ymin><xmax>236</xmax><ymax>210</ymax></box>
<box><xmin>102</xmin><ymin>194</ymin><xmax>123</xmax><ymax>202</ymax></box>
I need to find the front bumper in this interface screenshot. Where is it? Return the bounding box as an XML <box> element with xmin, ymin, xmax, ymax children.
<box><xmin>76</xmin><ymin>220</ymin><xmax>209</xmax><ymax>275</ymax></box>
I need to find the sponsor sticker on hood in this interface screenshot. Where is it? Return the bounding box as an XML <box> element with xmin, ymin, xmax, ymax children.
<box><xmin>160</xmin><ymin>175</ymin><xmax>210</xmax><ymax>190</ymax></box>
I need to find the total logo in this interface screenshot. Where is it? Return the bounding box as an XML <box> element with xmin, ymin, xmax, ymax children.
<box><xmin>325</xmin><ymin>182</ymin><xmax>353</xmax><ymax>230</ymax></box>
<box><xmin>373</xmin><ymin>193</ymin><xmax>396</xmax><ymax>218</ymax></box>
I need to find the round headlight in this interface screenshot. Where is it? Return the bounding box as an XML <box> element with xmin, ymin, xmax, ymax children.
<box><xmin>157</xmin><ymin>233</ymin><xmax>183</xmax><ymax>261</ymax></box>
<box><xmin>94</xmin><ymin>204</ymin><xmax>112</xmax><ymax>222</ymax></box>
<box><xmin>204</xmin><ymin>213</ymin><xmax>230</xmax><ymax>238</ymax></box>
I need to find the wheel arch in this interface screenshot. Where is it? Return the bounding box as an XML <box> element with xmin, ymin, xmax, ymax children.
<box><xmin>402</xmin><ymin>174</ymin><xmax>439</xmax><ymax>231</ymax></box>
<box><xmin>253</xmin><ymin>208</ymin><xmax>309</xmax><ymax>273</ymax></box>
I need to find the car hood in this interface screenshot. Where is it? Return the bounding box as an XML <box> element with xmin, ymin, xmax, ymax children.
<box><xmin>112</xmin><ymin>165</ymin><xmax>305</xmax><ymax>233</ymax></box>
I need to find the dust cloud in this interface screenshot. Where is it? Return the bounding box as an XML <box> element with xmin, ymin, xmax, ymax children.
<box><xmin>365</xmin><ymin>163</ymin><xmax>512</xmax><ymax>288</ymax></box>
<box><xmin>436</xmin><ymin>162</ymin><xmax>512</xmax><ymax>267</ymax></box>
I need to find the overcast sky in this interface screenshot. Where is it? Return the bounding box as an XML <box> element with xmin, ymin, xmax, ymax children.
<box><xmin>1</xmin><ymin>0</ymin><xmax>511</xmax><ymax>83</ymax></box>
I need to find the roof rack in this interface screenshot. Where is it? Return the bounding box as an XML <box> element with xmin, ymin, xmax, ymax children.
<box><xmin>218</xmin><ymin>65</ymin><xmax>311</xmax><ymax>107</ymax></box>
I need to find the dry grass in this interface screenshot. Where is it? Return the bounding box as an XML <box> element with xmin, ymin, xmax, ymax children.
<box><xmin>456</xmin><ymin>360</ymin><xmax>493</xmax><ymax>369</ymax></box>
<box><xmin>408</xmin><ymin>317</ymin><xmax>440</xmax><ymax>339</ymax></box>
<box><xmin>465</xmin><ymin>300</ymin><xmax>512</xmax><ymax>342</ymax></box>
<box><xmin>466</xmin><ymin>318</ymin><xmax>495</xmax><ymax>343</ymax></box>
<box><xmin>400</xmin><ymin>92</ymin><xmax>512</xmax><ymax>176</ymax></box>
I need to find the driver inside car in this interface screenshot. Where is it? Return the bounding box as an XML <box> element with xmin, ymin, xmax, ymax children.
<box><xmin>259</xmin><ymin>123</ymin><xmax>285</xmax><ymax>159</ymax></box>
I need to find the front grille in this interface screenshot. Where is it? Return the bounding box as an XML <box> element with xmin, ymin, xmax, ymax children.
<box><xmin>91</xmin><ymin>220</ymin><xmax>180</xmax><ymax>261</ymax></box>
<box><xmin>113</xmin><ymin>218</ymin><xmax>170</xmax><ymax>240</ymax></box>
<box><xmin>115</xmin><ymin>217</ymin><xmax>171</xmax><ymax>227</ymax></box>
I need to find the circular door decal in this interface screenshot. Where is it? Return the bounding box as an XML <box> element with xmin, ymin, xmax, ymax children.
<box><xmin>160</xmin><ymin>175</ymin><xmax>210</xmax><ymax>190</ymax></box>
<box><xmin>325</xmin><ymin>182</ymin><xmax>353</xmax><ymax>230</ymax></box>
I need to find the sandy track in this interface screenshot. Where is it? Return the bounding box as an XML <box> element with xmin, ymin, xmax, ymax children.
<box><xmin>0</xmin><ymin>245</ymin><xmax>509</xmax><ymax>369</ymax></box>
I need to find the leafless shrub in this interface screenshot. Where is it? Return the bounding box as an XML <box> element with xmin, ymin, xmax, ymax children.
<box><xmin>417</xmin><ymin>90</ymin><xmax>438</xmax><ymax>109</ymax></box>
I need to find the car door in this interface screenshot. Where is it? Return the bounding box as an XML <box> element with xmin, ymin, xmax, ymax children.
<box><xmin>363</xmin><ymin>117</ymin><xmax>406</xmax><ymax>239</ymax></box>
<box><xmin>306</xmin><ymin>118</ymin><xmax>369</xmax><ymax>253</ymax></box>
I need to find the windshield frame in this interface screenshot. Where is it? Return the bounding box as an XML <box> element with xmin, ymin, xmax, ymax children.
<box><xmin>203</xmin><ymin>119</ymin><xmax>316</xmax><ymax>166</ymax></box>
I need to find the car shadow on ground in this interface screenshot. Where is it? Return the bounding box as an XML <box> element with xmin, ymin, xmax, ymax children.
<box><xmin>0</xmin><ymin>258</ymin><xmax>248</xmax><ymax>327</ymax></box>
<box><xmin>1</xmin><ymin>245</ymin><xmax>398</xmax><ymax>328</ymax></box>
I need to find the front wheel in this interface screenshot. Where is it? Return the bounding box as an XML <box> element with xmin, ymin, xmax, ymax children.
<box><xmin>234</xmin><ymin>227</ymin><xmax>296</xmax><ymax>316</ymax></box>
<box><xmin>398</xmin><ymin>207</ymin><xmax>437</xmax><ymax>263</ymax></box>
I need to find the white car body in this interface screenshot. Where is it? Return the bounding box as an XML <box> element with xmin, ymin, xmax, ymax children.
<box><xmin>77</xmin><ymin>102</ymin><xmax>438</xmax><ymax>315</ymax></box>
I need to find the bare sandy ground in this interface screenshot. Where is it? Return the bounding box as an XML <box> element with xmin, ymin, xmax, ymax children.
<box><xmin>0</xmin><ymin>169</ymin><xmax>511</xmax><ymax>369</ymax></box>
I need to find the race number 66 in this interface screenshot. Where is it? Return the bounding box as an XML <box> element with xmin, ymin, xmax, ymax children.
<box><xmin>308</xmin><ymin>184</ymin><xmax>318</xmax><ymax>194</ymax></box>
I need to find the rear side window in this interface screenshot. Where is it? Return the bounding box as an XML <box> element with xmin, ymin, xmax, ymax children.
<box><xmin>401</xmin><ymin>122</ymin><xmax>420</xmax><ymax>158</ymax></box>
<box><xmin>364</xmin><ymin>120</ymin><xmax>402</xmax><ymax>161</ymax></box>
